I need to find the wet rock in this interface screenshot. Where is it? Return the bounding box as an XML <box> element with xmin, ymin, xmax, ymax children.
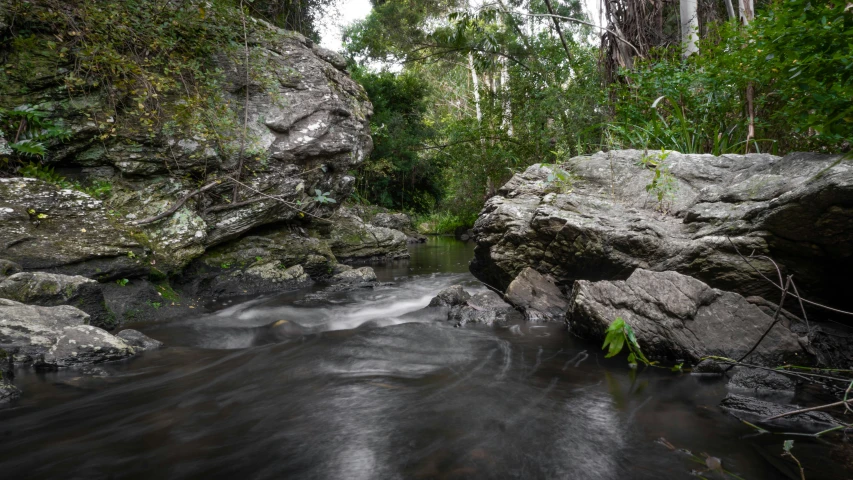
<box><xmin>0</xmin><ymin>178</ymin><xmax>146</xmax><ymax>280</ymax></box>
<box><xmin>728</xmin><ymin>368</ymin><xmax>796</xmax><ymax>393</ymax></box>
<box><xmin>504</xmin><ymin>267</ymin><xmax>570</xmax><ymax>322</ymax></box>
<box><xmin>43</xmin><ymin>325</ymin><xmax>135</xmax><ymax>368</ymax></box>
<box><xmin>449</xmin><ymin>290</ymin><xmax>518</xmax><ymax>327</ymax></box>
<box><xmin>116</xmin><ymin>329</ymin><xmax>163</xmax><ymax>351</ymax></box>
<box><xmin>568</xmin><ymin>269</ymin><xmax>809</xmax><ymax>366</ymax></box>
<box><xmin>692</xmin><ymin>358</ymin><xmax>725</xmax><ymax>374</ymax></box>
<box><xmin>470</xmin><ymin>150</ymin><xmax>853</xmax><ymax>313</ymax></box>
<box><xmin>0</xmin><ymin>348</ymin><xmax>20</xmax><ymax>405</ymax></box>
<box><xmin>0</xmin><ymin>272</ymin><xmax>115</xmax><ymax>329</ymax></box>
<box><xmin>0</xmin><ymin>259</ymin><xmax>21</xmax><ymax>281</ymax></box>
<box><xmin>331</xmin><ymin>266</ymin><xmax>378</xmax><ymax>284</ymax></box>
<box><xmin>101</xmin><ymin>278</ymin><xmax>192</xmax><ymax>325</ymax></box>
<box><xmin>720</xmin><ymin>393</ymin><xmax>841</xmax><ymax>433</ymax></box>
<box><xmin>428</xmin><ymin>285</ymin><xmax>472</xmax><ymax>307</ymax></box>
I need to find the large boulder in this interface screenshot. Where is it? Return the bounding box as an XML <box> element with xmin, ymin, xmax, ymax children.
<box><xmin>0</xmin><ymin>299</ymin><xmax>136</xmax><ymax>368</ymax></box>
<box><xmin>0</xmin><ymin>272</ymin><xmax>114</xmax><ymax>329</ymax></box>
<box><xmin>315</xmin><ymin>207</ymin><xmax>409</xmax><ymax>261</ymax></box>
<box><xmin>0</xmin><ymin>178</ymin><xmax>147</xmax><ymax>280</ymax></box>
<box><xmin>568</xmin><ymin>269</ymin><xmax>809</xmax><ymax>366</ymax></box>
<box><xmin>471</xmin><ymin>150</ymin><xmax>853</xmax><ymax>312</ymax></box>
<box><xmin>504</xmin><ymin>267</ymin><xmax>570</xmax><ymax>322</ymax></box>
<box><xmin>448</xmin><ymin>290</ymin><xmax>519</xmax><ymax>327</ymax></box>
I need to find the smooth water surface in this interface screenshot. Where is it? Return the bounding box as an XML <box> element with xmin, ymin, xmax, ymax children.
<box><xmin>0</xmin><ymin>237</ymin><xmax>837</xmax><ymax>479</ymax></box>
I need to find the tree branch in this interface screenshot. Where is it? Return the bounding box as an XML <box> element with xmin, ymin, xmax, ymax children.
<box><xmin>129</xmin><ymin>180</ymin><xmax>223</xmax><ymax>226</ymax></box>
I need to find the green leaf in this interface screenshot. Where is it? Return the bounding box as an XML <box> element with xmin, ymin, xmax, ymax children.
<box><xmin>783</xmin><ymin>439</ymin><xmax>794</xmax><ymax>452</ymax></box>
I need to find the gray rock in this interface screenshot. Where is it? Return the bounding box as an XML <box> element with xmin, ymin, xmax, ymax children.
<box><xmin>720</xmin><ymin>393</ymin><xmax>841</xmax><ymax>433</ymax></box>
<box><xmin>428</xmin><ymin>285</ymin><xmax>472</xmax><ymax>307</ymax></box>
<box><xmin>0</xmin><ymin>259</ymin><xmax>21</xmax><ymax>281</ymax></box>
<box><xmin>0</xmin><ymin>348</ymin><xmax>19</xmax><ymax>405</ymax></box>
<box><xmin>470</xmin><ymin>150</ymin><xmax>853</xmax><ymax>313</ymax></box>
<box><xmin>44</xmin><ymin>325</ymin><xmax>135</xmax><ymax>368</ymax></box>
<box><xmin>0</xmin><ymin>381</ymin><xmax>21</xmax><ymax>405</ymax></box>
<box><xmin>728</xmin><ymin>368</ymin><xmax>796</xmax><ymax>393</ymax></box>
<box><xmin>449</xmin><ymin>290</ymin><xmax>518</xmax><ymax>327</ymax></box>
<box><xmin>0</xmin><ymin>299</ymin><xmax>137</xmax><ymax>368</ymax></box>
<box><xmin>316</xmin><ymin>208</ymin><xmax>409</xmax><ymax>261</ymax></box>
<box><xmin>116</xmin><ymin>329</ymin><xmax>163</xmax><ymax>351</ymax></box>
<box><xmin>505</xmin><ymin>267</ymin><xmax>570</xmax><ymax>322</ymax></box>
<box><xmin>692</xmin><ymin>358</ymin><xmax>724</xmax><ymax>374</ymax></box>
<box><xmin>0</xmin><ymin>272</ymin><xmax>115</xmax><ymax>329</ymax></box>
<box><xmin>568</xmin><ymin>269</ymin><xmax>809</xmax><ymax>366</ymax></box>
<box><xmin>331</xmin><ymin>266</ymin><xmax>378</xmax><ymax>284</ymax></box>
<box><xmin>1</xmin><ymin>18</ymin><xmax>373</xmax><ymax>274</ymax></box>
<box><xmin>0</xmin><ymin>298</ymin><xmax>90</xmax><ymax>364</ymax></box>
<box><xmin>371</xmin><ymin>212</ymin><xmax>413</xmax><ymax>231</ymax></box>
<box><xmin>0</xmin><ymin>178</ymin><xmax>146</xmax><ymax>280</ymax></box>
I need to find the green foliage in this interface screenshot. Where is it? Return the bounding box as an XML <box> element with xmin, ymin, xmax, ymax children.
<box><xmin>610</xmin><ymin>0</ymin><xmax>852</xmax><ymax>154</ymax></box>
<box><xmin>82</xmin><ymin>180</ymin><xmax>113</xmax><ymax>200</ymax></box>
<box><xmin>350</xmin><ymin>67</ymin><xmax>438</xmax><ymax>212</ymax></box>
<box><xmin>638</xmin><ymin>150</ymin><xmax>678</xmax><ymax>212</ymax></box>
<box><xmin>156</xmin><ymin>283</ymin><xmax>180</xmax><ymax>302</ymax></box>
<box><xmin>413</xmin><ymin>211</ymin><xmax>476</xmax><ymax>235</ymax></box>
<box><xmin>148</xmin><ymin>301</ymin><xmax>162</xmax><ymax>310</ymax></box>
<box><xmin>312</xmin><ymin>189</ymin><xmax>337</xmax><ymax>204</ymax></box>
<box><xmin>116</xmin><ymin>278</ymin><xmax>129</xmax><ymax>287</ymax></box>
<box><xmin>0</xmin><ymin>105</ymin><xmax>71</xmax><ymax>159</ymax></box>
<box><xmin>602</xmin><ymin>317</ymin><xmax>652</xmax><ymax>368</ymax></box>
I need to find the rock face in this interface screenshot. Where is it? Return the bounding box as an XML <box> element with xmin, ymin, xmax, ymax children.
<box><xmin>471</xmin><ymin>150</ymin><xmax>853</xmax><ymax>312</ymax></box>
<box><xmin>0</xmin><ymin>15</ymin><xmax>373</xmax><ymax>274</ymax></box>
<box><xmin>429</xmin><ymin>285</ymin><xmax>472</xmax><ymax>307</ymax></box>
<box><xmin>0</xmin><ymin>299</ymin><xmax>136</xmax><ymax>368</ymax></box>
<box><xmin>504</xmin><ymin>267</ymin><xmax>570</xmax><ymax>322</ymax></box>
<box><xmin>568</xmin><ymin>269</ymin><xmax>809</xmax><ymax>366</ymax></box>
<box><xmin>371</xmin><ymin>212</ymin><xmax>413</xmax><ymax>232</ymax></box>
<box><xmin>116</xmin><ymin>329</ymin><xmax>163</xmax><ymax>351</ymax></box>
<box><xmin>0</xmin><ymin>272</ymin><xmax>114</xmax><ymax>329</ymax></box>
<box><xmin>0</xmin><ymin>178</ymin><xmax>146</xmax><ymax>279</ymax></box>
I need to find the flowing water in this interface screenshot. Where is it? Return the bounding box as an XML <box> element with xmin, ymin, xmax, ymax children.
<box><xmin>0</xmin><ymin>238</ymin><xmax>841</xmax><ymax>479</ymax></box>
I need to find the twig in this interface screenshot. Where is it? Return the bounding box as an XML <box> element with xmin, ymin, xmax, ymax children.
<box><xmin>725</xmin><ymin>236</ymin><xmax>853</xmax><ymax>317</ymax></box>
<box><xmin>541</xmin><ymin>0</ymin><xmax>575</xmax><ymax>66</ymax></box>
<box><xmin>130</xmin><ymin>180</ymin><xmax>223</xmax><ymax>226</ymax></box>
<box><xmin>519</xmin><ymin>12</ymin><xmax>642</xmax><ymax>57</ymax></box>
<box><xmin>723</xmin><ymin>275</ymin><xmax>792</xmax><ymax>372</ymax></box>
<box><xmin>763</xmin><ymin>398</ymin><xmax>853</xmax><ymax>422</ymax></box>
<box><xmin>223</xmin><ymin>176</ymin><xmax>333</xmax><ymax>224</ymax></box>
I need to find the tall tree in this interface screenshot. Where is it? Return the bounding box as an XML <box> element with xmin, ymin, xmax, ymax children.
<box><xmin>680</xmin><ymin>0</ymin><xmax>699</xmax><ymax>57</ymax></box>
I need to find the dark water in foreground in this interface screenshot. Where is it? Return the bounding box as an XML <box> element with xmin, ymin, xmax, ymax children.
<box><xmin>0</xmin><ymin>238</ymin><xmax>842</xmax><ymax>479</ymax></box>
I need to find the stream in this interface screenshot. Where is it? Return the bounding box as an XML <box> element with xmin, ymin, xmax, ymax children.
<box><xmin>0</xmin><ymin>238</ymin><xmax>835</xmax><ymax>479</ymax></box>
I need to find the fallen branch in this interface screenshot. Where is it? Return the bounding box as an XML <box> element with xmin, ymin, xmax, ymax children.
<box><xmin>763</xmin><ymin>398</ymin><xmax>853</xmax><ymax>422</ymax></box>
<box><xmin>130</xmin><ymin>180</ymin><xmax>223</xmax><ymax>226</ymax></box>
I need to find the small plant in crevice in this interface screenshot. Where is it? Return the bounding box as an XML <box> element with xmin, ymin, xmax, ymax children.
<box><xmin>0</xmin><ymin>105</ymin><xmax>71</xmax><ymax>160</ymax></box>
<box><xmin>541</xmin><ymin>161</ymin><xmax>575</xmax><ymax>194</ymax></box>
<box><xmin>116</xmin><ymin>278</ymin><xmax>129</xmax><ymax>287</ymax></box>
<box><xmin>312</xmin><ymin>189</ymin><xmax>337</xmax><ymax>204</ymax></box>
<box><xmin>637</xmin><ymin>150</ymin><xmax>678</xmax><ymax>213</ymax></box>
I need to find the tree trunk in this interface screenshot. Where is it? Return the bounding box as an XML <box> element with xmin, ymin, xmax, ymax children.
<box><xmin>468</xmin><ymin>52</ymin><xmax>482</xmax><ymax>124</ymax></box>
<box><xmin>724</xmin><ymin>0</ymin><xmax>736</xmax><ymax>20</ymax></box>
<box><xmin>738</xmin><ymin>0</ymin><xmax>755</xmax><ymax>24</ymax></box>
<box><xmin>679</xmin><ymin>0</ymin><xmax>699</xmax><ymax>58</ymax></box>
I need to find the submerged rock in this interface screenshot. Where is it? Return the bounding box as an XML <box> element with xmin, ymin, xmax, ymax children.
<box><xmin>720</xmin><ymin>393</ymin><xmax>840</xmax><ymax>433</ymax></box>
<box><xmin>568</xmin><ymin>269</ymin><xmax>809</xmax><ymax>366</ymax></box>
<box><xmin>450</xmin><ymin>290</ymin><xmax>518</xmax><ymax>327</ymax></box>
<box><xmin>504</xmin><ymin>267</ymin><xmax>570</xmax><ymax>322</ymax></box>
<box><xmin>471</xmin><ymin>150</ymin><xmax>853</xmax><ymax>313</ymax></box>
<box><xmin>0</xmin><ymin>272</ymin><xmax>114</xmax><ymax>329</ymax></box>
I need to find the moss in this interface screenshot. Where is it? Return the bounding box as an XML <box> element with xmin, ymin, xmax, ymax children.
<box><xmin>155</xmin><ymin>282</ymin><xmax>180</xmax><ymax>302</ymax></box>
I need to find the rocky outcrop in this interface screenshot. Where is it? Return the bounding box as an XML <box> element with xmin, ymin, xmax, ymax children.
<box><xmin>504</xmin><ymin>267</ymin><xmax>570</xmax><ymax>322</ymax></box>
<box><xmin>568</xmin><ymin>269</ymin><xmax>809</xmax><ymax>366</ymax></box>
<box><xmin>471</xmin><ymin>150</ymin><xmax>853</xmax><ymax>312</ymax></box>
<box><xmin>428</xmin><ymin>285</ymin><xmax>471</xmax><ymax>307</ymax></box>
<box><xmin>0</xmin><ymin>299</ymin><xmax>139</xmax><ymax>368</ymax></box>
<box><xmin>1</xmin><ymin>14</ymin><xmax>373</xmax><ymax>274</ymax></box>
<box><xmin>0</xmin><ymin>272</ymin><xmax>114</xmax><ymax>329</ymax></box>
<box><xmin>0</xmin><ymin>178</ymin><xmax>147</xmax><ymax>279</ymax></box>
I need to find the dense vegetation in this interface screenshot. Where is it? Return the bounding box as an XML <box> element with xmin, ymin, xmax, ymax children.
<box><xmin>345</xmin><ymin>0</ymin><xmax>851</xmax><ymax>226</ymax></box>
